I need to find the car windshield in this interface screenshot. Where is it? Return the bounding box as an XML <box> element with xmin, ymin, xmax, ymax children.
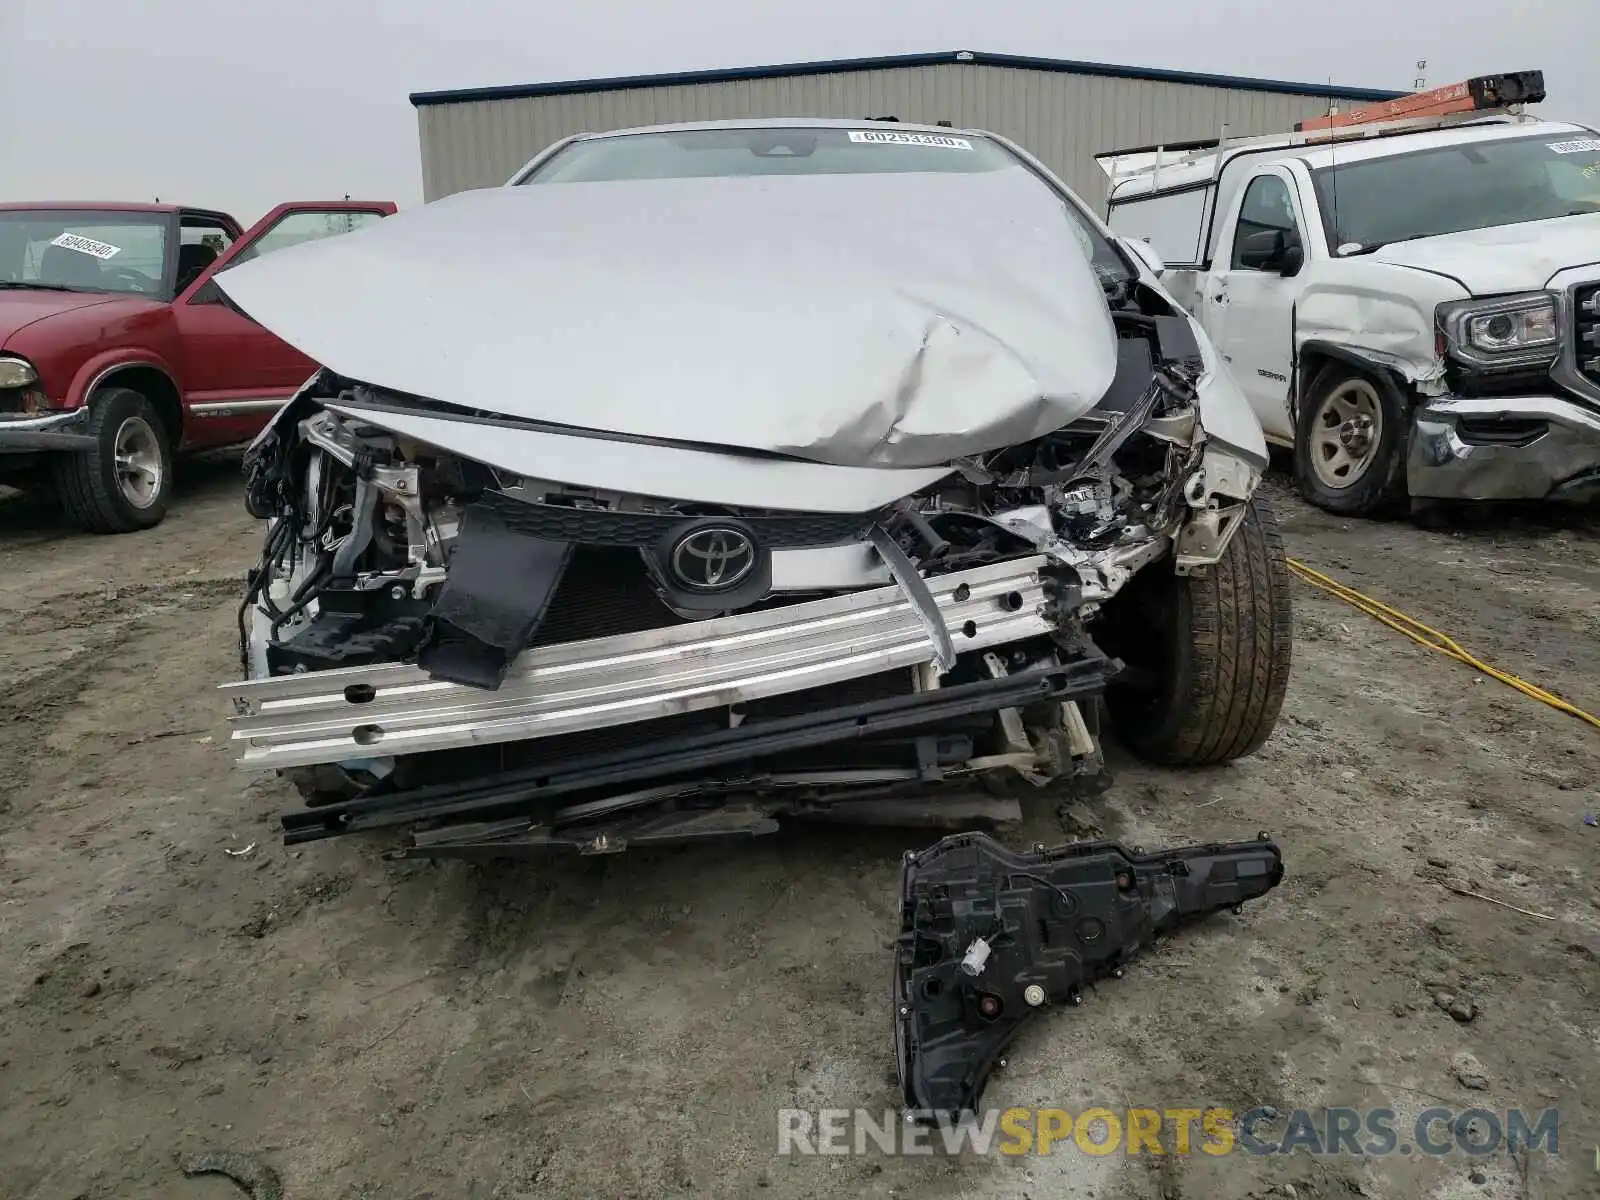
<box><xmin>0</xmin><ymin>210</ymin><xmax>169</xmax><ymax>296</ymax></box>
<box><xmin>1312</xmin><ymin>132</ymin><xmax>1600</xmax><ymax>254</ymax></box>
<box><xmin>521</xmin><ymin>127</ymin><xmax>1024</xmax><ymax>182</ymax></box>
<box><xmin>521</xmin><ymin>126</ymin><xmax>1135</xmax><ymax>288</ymax></box>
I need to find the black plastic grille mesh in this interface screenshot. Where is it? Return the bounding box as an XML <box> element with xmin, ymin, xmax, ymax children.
<box><xmin>483</xmin><ymin>491</ymin><xmax>875</xmax><ymax>549</ymax></box>
<box><xmin>531</xmin><ymin>547</ymin><xmax>680</xmax><ymax>646</ymax></box>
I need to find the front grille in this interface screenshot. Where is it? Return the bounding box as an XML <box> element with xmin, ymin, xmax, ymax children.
<box><xmin>528</xmin><ymin>546</ymin><xmax>813</xmax><ymax>648</ymax></box>
<box><xmin>1573</xmin><ymin>284</ymin><xmax>1600</xmax><ymax>387</ymax></box>
<box><xmin>482</xmin><ymin>490</ymin><xmax>876</xmax><ymax>549</ymax></box>
<box><xmin>531</xmin><ymin>547</ymin><xmax>681</xmax><ymax>645</ymax></box>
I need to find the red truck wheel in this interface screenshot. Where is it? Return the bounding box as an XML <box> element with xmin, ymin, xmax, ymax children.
<box><xmin>53</xmin><ymin>388</ymin><xmax>174</xmax><ymax>534</ymax></box>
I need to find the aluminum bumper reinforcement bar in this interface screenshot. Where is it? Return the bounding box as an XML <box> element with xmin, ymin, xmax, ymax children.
<box><xmin>224</xmin><ymin>555</ymin><xmax>1055</xmax><ymax>772</ymax></box>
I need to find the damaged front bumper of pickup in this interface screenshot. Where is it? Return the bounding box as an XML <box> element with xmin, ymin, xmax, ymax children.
<box><xmin>895</xmin><ymin>831</ymin><xmax>1285</xmax><ymax>1119</ymax></box>
<box><xmin>1408</xmin><ymin>393</ymin><xmax>1600</xmax><ymax>502</ymax></box>
<box><xmin>0</xmin><ymin>405</ymin><xmax>97</xmax><ymax>454</ymax></box>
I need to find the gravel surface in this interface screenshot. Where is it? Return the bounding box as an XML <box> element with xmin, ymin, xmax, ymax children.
<box><xmin>1</xmin><ymin>462</ymin><xmax>1596</xmax><ymax>1199</ymax></box>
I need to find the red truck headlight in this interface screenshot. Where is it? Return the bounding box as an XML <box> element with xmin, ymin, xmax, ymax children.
<box><xmin>0</xmin><ymin>356</ymin><xmax>39</xmax><ymax>390</ymax></box>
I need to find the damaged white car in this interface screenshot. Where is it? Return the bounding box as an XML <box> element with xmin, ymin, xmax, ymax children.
<box><xmin>216</xmin><ymin>119</ymin><xmax>1292</xmax><ymax>857</ymax></box>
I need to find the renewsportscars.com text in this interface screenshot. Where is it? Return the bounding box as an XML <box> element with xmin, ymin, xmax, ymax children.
<box><xmin>777</xmin><ymin>1106</ymin><xmax>1561</xmax><ymax>1158</ymax></box>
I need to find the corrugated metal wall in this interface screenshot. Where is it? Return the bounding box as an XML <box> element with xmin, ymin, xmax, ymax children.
<box><xmin>416</xmin><ymin>62</ymin><xmax>1337</xmax><ymax>205</ymax></box>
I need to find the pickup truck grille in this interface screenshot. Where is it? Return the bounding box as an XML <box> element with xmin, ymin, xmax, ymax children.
<box><xmin>1574</xmin><ymin>284</ymin><xmax>1600</xmax><ymax>387</ymax></box>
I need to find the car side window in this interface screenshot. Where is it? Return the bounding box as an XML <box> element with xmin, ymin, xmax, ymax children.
<box><xmin>231</xmin><ymin>211</ymin><xmax>386</xmax><ymax>266</ymax></box>
<box><xmin>1231</xmin><ymin>176</ymin><xmax>1302</xmax><ymax>270</ymax></box>
<box><xmin>178</xmin><ymin>218</ymin><xmax>235</xmax><ymax>293</ymax></box>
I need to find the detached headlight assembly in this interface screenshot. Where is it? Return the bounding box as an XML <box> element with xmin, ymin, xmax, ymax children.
<box><xmin>1436</xmin><ymin>293</ymin><xmax>1559</xmax><ymax>370</ymax></box>
<box><xmin>0</xmin><ymin>356</ymin><xmax>38</xmax><ymax>390</ymax></box>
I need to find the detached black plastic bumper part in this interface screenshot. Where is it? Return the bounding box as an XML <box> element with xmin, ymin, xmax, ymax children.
<box><xmin>416</xmin><ymin>502</ymin><xmax>572</xmax><ymax>690</ymax></box>
<box><xmin>894</xmin><ymin>832</ymin><xmax>1284</xmax><ymax>1119</ymax></box>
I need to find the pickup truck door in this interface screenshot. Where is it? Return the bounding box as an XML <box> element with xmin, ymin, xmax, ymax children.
<box><xmin>1202</xmin><ymin>165</ymin><xmax>1311</xmax><ymax>443</ymax></box>
<box><xmin>172</xmin><ymin>201</ymin><xmax>396</xmax><ymax>448</ymax></box>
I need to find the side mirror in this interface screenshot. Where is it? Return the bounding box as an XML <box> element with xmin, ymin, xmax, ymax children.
<box><xmin>1238</xmin><ymin>229</ymin><xmax>1304</xmax><ymax>275</ymax></box>
<box><xmin>1120</xmin><ymin>237</ymin><xmax>1165</xmax><ymax>277</ymax></box>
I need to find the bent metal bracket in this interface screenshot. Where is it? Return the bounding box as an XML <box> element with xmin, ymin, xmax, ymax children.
<box><xmin>894</xmin><ymin>831</ymin><xmax>1285</xmax><ymax>1119</ymax></box>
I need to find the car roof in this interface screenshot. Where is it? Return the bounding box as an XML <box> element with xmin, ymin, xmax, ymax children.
<box><xmin>1294</xmin><ymin>118</ymin><xmax>1593</xmax><ymax>171</ymax></box>
<box><xmin>575</xmin><ymin>116</ymin><xmax>987</xmax><ymax>141</ymax></box>
<box><xmin>0</xmin><ymin>201</ymin><xmax>183</xmax><ymax>214</ymax></box>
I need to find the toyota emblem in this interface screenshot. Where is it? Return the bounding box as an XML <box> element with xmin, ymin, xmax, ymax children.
<box><xmin>670</xmin><ymin>526</ymin><xmax>757</xmax><ymax>591</ymax></box>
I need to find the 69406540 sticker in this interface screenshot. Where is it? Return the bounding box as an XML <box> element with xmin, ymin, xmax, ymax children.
<box><xmin>49</xmin><ymin>232</ymin><xmax>122</xmax><ymax>260</ymax></box>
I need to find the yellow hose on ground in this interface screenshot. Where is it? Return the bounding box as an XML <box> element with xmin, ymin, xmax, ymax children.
<box><xmin>1284</xmin><ymin>557</ymin><xmax>1600</xmax><ymax>733</ymax></box>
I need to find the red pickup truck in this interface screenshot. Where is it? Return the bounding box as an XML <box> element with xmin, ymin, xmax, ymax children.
<box><xmin>0</xmin><ymin>199</ymin><xmax>395</xmax><ymax>532</ymax></box>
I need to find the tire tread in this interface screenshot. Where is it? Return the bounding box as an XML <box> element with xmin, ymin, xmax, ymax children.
<box><xmin>1109</xmin><ymin>497</ymin><xmax>1293</xmax><ymax>766</ymax></box>
<box><xmin>52</xmin><ymin>388</ymin><xmax>172</xmax><ymax>534</ymax></box>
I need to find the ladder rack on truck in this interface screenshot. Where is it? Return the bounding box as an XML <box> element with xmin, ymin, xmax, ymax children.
<box><xmin>1094</xmin><ymin>69</ymin><xmax>1545</xmax><ymax>269</ymax></box>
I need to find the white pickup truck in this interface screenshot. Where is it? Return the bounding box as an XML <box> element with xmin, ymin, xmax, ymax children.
<box><xmin>1099</xmin><ymin>71</ymin><xmax>1600</xmax><ymax>516</ymax></box>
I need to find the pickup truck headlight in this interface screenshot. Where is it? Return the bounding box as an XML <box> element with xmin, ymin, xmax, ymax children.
<box><xmin>0</xmin><ymin>356</ymin><xmax>39</xmax><ymax>389</ymax></box>
<box><xmin>1436</xmin><ymin>293</ymin><xmax>1559</xmax><ymax>370</ymax></box>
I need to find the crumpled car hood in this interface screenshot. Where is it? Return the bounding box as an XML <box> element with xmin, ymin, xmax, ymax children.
<box><xmin>1372</xmin><ymin>212</ymin><xmax>1600</xmax><ymax>294</ymax></box>
<box><xmin>216</xmin><ymin>170</ymin><xmax>1119</xmax><ymax>470</ymax></box>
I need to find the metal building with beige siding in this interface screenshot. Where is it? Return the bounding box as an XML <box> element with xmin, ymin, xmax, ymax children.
<box><xmin>410</xmin><ymin>50</ymin><xmax>1400</xmax><ymax>204</ymax></box>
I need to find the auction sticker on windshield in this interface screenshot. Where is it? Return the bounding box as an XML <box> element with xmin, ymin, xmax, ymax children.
<box><xmin>848</xmin><ymin>130</ymin><xmax>974</xmax><ymax>150</ymax></box>
<box><xmin>1547</xmin><ymin>138</ymin><xmax>1600</xmax><ymax>155</ymax></box>
<box><xmin>49</xmin><ymin>232</ymin><xmax>122</xmax><ymax>260</ymax></box>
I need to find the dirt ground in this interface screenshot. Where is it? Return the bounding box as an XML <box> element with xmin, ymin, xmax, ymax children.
<box><xmin>1</xmin><ymin>460</ymin><xmax>1596</xmax><ymax>1200</ymax></box>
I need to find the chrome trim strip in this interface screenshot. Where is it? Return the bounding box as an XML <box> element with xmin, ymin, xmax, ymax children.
<box><xmin>221</xmin><ymin>556</ymin><xmax>1054</xmax><ymax>770</ymax></box>
<box><xmin>190</xmin><ymin>398</ymin><xmax>288</xmax><ymax>417</ymax></box>
<box><xmin>82</xmin><ymin>360</ymin><xmax>177</xmax><ymax>405</ymax></box>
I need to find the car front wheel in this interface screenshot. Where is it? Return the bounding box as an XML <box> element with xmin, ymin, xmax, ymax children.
<box><xmin>1097</xmin><ymin>497</ymin><xmax>1293</xmax><ymax>766</ymax></box>
<box><xmin>53</xmin><ymin>387</ymin><xmax>174</xmax><ymax>534</ymax></box>
<box><xmin>1292</xmin><ymin>364</ymin><xmax>1410</xmax><ymax>516</ymax></box>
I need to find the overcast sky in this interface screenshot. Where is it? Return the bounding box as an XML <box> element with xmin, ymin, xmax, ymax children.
<box><xmin>2</xmin><ymin>0</ymin><xmax>1591</xmax><ymax>223</ymax></box>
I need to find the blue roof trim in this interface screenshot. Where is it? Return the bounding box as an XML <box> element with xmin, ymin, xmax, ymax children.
<box><xmin>409</xmin><ymin>50</ymin><xmax>1404</xmax><ymax>108</ymax></box>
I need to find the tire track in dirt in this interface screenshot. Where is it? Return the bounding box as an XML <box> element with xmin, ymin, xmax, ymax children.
<box><xmin>0</xmin><ymin>576</ymin><xmax>243</xmax><ymax>807</ymax></box>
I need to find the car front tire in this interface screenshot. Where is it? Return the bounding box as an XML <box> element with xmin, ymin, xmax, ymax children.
<box><xmin>1292</xmin><ymin>364</ymin><xmax>1410</xmax><ymax>517</ymax></box>
<box><xmin>1098</xmin><ymin>497</ymin><xmax>1293</xmax><ymax>766</ymax></box>
<box><xmin>53</xmin><ymin>387</ymin><xmax>174</xmax><ymax>534</ymax></box>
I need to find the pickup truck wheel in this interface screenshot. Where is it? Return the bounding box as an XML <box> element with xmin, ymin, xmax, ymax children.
<box><xmin>53</xmin><ymin>387</ymin><xmax>174</xmax><ymax>534</ymax></box>
<box><xmin>1098</xmin><ymin>497</ymin><xmax>1292</xmax><ymax>766</ymax></box>
<box><xmin>1292</xmin><ymin>365</ymin><xmax>1410</xmax><ymax>516</ymax></box>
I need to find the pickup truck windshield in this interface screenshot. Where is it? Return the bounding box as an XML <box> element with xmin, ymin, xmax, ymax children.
<box><xmin>1312</xmin><ymin>133</ymin><xmax>1600</xmax><ymax>254</ymax></box>
<box><xmin>0</xmin><ymin>210</ymin><xmax>168</xmax><ymax>295</ymax></box>
<box><xmin>521</xmin><ymin>127</ymin><xmax>1136</xmax><ymax>288</ymax></box>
